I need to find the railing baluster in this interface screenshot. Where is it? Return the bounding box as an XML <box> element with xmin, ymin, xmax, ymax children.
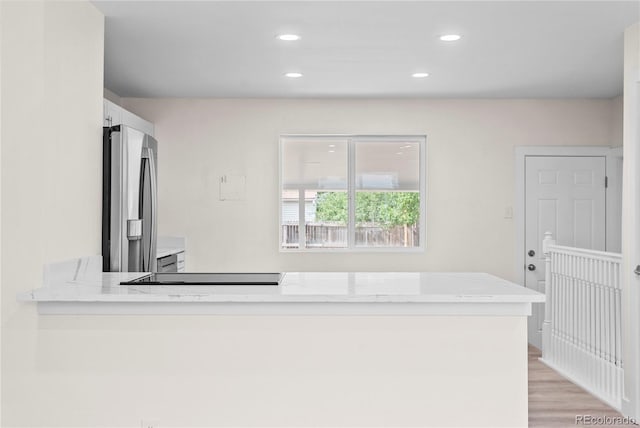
<box><xmin>540</xmin><ymin>235</ymin><xmax>622</xmax><ymax>410</ymax></box>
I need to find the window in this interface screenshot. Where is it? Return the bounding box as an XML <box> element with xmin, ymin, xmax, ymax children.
<box><xmin>280</xmin><ymin>135</ymin><xmax>426</xmax><ymax>251</ymax></box>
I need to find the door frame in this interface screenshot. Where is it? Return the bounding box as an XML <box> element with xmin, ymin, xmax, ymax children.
<box><xmin>514</xmin><ymin>145</ymin><xmax>622</xmax><ymax>287</ymax></box>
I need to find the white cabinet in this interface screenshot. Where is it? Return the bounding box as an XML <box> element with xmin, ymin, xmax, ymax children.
<box><xmin>103</xmin><ymin>99</ymin><xmax>121</xmax><ymax>127</ymax></box>
<box><xmin>103</xmin><ymin>99</ymin><xmax>154</xmax><ymax>137</ymax></box>
<box><xmin>176</xmin><ymin>251</ymin><xmax>185</xmax><ymax>272</ymax></box>
<box><xmin>157</xmin><ymin>236</ymin><xmax>186</xmax><ymax>272</ymax></box>
<box><xmin>155</xmin><ymin>251</ymin><xmax>185</xmax><ymax>273</ymax></box>
<box><xmin>120</xmin><ymin>107</ymin><xmax>154</xmax><ymax>136</ymax></box>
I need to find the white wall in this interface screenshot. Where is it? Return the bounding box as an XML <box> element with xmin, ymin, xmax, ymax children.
<box><xmin>1</xmin><ymin>1</ymin><xmax>104</xmax><ymax>425</ymax></box>
<box><xmin>0</xmin><ymin>3</ymin><xmax>4</xmax><ymax>424</ymax></box>
<box><xmin>621</xmin><ymin>22</ymin><xmax>640</xmax><ymax>421</ymax></box>
<box><xmin>612</xmin><ymin>95</ymin><xmax>624</xmax><ymax>147</ymax></box>
<box><xmin>123</xmin><ymin>98</ymin><xmax>617</xmax><ymax>281</ymax></box>
<box><xmin>609</xmin><ymin>95</ymin><xmax>624</xmax><ymax>254</ymax></box>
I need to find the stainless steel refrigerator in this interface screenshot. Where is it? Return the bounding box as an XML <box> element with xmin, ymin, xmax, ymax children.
<box><xmin>102</xmin><ymin>125</ymin><xmax>158</xmax><ymax>272</ymax></box>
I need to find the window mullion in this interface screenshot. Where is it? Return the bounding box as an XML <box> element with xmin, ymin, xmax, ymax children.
<box><xmin>298</xmin><ymin>187</ymin><xmax>306</xmax><ymax>249</ymax></box>
<box><xmin>420</xmin><ymin>138</ymin><xmax>427</xmax><ymax>250</ymax></box>
<box><xmin>348</xmin><ymin>139</ymin><xmax>356</xmax><ymax>248</ymax></box>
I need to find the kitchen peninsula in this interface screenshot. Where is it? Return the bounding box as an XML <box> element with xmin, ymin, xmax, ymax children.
<box><xmin>19</xmin><ymin>257</ymin><xmax>543</xmax><ymax>427</ymax></box>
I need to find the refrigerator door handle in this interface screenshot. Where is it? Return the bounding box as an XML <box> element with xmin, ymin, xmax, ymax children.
<box><xmin>147</xmin><ymin>147</ymin><xmax>158</xmax><ymax>271</ymax></box>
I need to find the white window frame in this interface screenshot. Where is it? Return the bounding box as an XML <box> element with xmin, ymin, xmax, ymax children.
<box><xmin>279</xmin><ymin>134</ymin><xmax>427</xmax><ymax>252</ymax></box>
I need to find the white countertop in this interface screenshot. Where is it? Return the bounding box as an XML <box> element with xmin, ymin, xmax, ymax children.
<box><xmin>156</xmin><ymin>247</ymin><xmax>184</xmax><ymax>258</ymax></box>
<box><xmin>156</xmin><ymin>236</ymin><xmax>185</xmax><ymax>259</ymax></box>
<box><xmin>18</xmin><ymin>269</ymin><xmax>544</xmax><ymax>315</ymax></box>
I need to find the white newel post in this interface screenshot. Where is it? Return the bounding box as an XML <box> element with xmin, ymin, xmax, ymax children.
<box><xmin>541</xmin><ymin>231</ymin><xmax>555</xmax><ymax>359</ymax></box>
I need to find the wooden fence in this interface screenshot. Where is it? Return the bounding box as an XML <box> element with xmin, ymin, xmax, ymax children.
<box><xmin>282</xmin><ymin>223</ymin><xmax>419</xmax><ymax>248</ymax></box>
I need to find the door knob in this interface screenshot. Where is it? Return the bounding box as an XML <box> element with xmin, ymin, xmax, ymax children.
<box><xmin>635</xmin><ymin>265</ymin><xmax>640</xmax><ymax>275</ymax></box>
<box><xmin>528</xmin><ymin>264</ymin><xmax>536</xmax><ymax>271</ymax></box>
<box><xmin>528</xmin><ymin>250</ymin><xmax>535</xmax><ymax>257</ymax></box>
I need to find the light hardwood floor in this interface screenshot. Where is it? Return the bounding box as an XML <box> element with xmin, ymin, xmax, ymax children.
<box><xmin>528</xmin><ymin>345</ymin><xmax>635</xmax><ymax>427</ymax></box>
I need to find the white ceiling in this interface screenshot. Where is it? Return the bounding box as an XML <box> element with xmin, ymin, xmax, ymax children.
<box><xmin>93</xmin><ymin>1</ymin><xmax>640</xmax><ymax>99</ymax></box>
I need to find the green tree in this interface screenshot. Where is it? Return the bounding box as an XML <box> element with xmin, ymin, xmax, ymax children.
<box><xmin>315</xmin><ymin>192</ymin><xmax>348</xmax><ymax>223</ymax></box>
<box><xmin>315</xmin><ymin>191</ymin><xmax>419</xmax><ymax>227</ymax></box>
<box><xmin>387</xmin><ymin>192</ymin><xmax>420</xmax><ymax>226</ymax></box>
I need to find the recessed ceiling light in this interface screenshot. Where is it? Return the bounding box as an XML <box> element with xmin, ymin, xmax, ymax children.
<box><xmin>396</xmin><ymin>152</ymin><xmax>403</xmax><ymax>155</ymax></box>
<box><xmin>328</xmin><ymin>150</ymin><xmax>335</xmax><ymax>153</ymax></box>
<box><xmin>412</xmin><ymin>72</ymin><xmax>429</xmax><ymax>78</ymax></box>
<box><xmin>329</xmin><ymin>144</ymin><xmax>336</xmax><ymax>147</ymax></box>
<box><xmin>440</xmin><ymin>34</ymin><xmax>461</xmax><ymax>42</ymax></box>
<box><xmin>277</xmin><ymin>34</ymin><xmax>301</xmax><ymax>41</ymax></box>
<box><xmin>284</xmin><ymin>72</ymin><xmax>303</xmax><ymax>78</ymax></box>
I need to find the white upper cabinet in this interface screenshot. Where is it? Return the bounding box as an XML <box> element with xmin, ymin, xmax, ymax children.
<box><xmin>103</xmin><ymin>99</ymin><xmax>121</xmax><ymax>128</ymax></box>
<box><xmin>103</xmin><ymin>99</ymin><xmax>154</xmax><ymax>137</ymax></box>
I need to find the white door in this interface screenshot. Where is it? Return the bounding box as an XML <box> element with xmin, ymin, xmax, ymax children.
<box><xmin>525</xmin><ymin>156</ymin><xmax>607</xmax><ymax>348</ymax></box>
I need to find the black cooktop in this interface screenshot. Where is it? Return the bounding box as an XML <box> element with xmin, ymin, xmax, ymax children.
<box><xmin>120</xmin><ymin>272</ymin><xmax>283</xmax><ymax>285</ymax></box>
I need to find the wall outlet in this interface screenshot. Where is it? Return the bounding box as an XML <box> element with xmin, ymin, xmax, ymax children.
<box><xmin>141</xmin><ymin>419</ymin><xmax>160</xmax><ymax>428</ymax></box>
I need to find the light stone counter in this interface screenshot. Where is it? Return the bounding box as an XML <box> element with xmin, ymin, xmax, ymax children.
<box><xmin>18</xmin><ymin>259</ymin><xmax>543</xmax><ymax>315</ymax></box>
<box><xmin>156</xmin><ymin>247</ymin><xmax>184</xmax><ymax>258</ymax></box>
<box><xmin>16</xmin><ymin>256</ymin><xmax>541</xmax><ymax>427</ymax></box>
<box><xmin>156</xmin><ymin>236</ymin><xmax>185</xmax><ymax>265</ymax></box>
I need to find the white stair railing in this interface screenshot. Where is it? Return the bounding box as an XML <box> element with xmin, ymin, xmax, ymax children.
<box><xmin>541</xmin><ymin>232</ymin><xmax>624</xmax><ymax>410</ymax></box>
